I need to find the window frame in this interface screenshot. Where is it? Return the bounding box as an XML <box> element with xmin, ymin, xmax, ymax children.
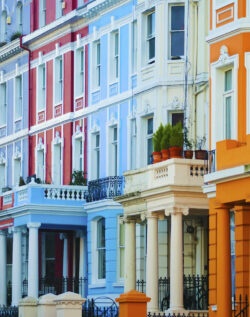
<box><xmin>0</xmin><ymin>159</ymin><xmax>6</xmax><ymax>191</ymax></box>
<box><xmin>169</xmin><ymin>4</ymin><xmax>185</xmax><ymax>60</ymax></box>
<box><xmin>1</xmin><ymin>11</ymin><xmax>7</xmax><ymax>43</ymax></box>
<box><xmin>75</xmin><ymin>48</ymin><xmax>85</xmax><ymax>98</ymax></box>
<box><xmin>110</xmin><ymin>30</ymin><xmax>119</xmax><ymax>82</ymax></box>
<box><xmin>54</xmin><ymin>56</ymin><xmax>63</xmax><ymax>106</ymax></box>
<box><xmin>146</xmin><ymin>117</ymin><xmax>153</xmax><ymax>165</ymax></box>
<box><xmin>93</xmin><ymin>132</ymin><xmax>100</xmax><ymax>179</ymax></box>
<box><xmin>0</xmin><ymin>82</ymin><xmax>7</xmax><ymax>127</ymax></box>
<box><xmin>56</xmin><ymin>0</ymin><xmax>63</xmax><ymax>19</ymax></box>
<box><xmin>117</xmin><ymin>216</ymin><xmax>125</xmax><ymax>281</ymax></box>
<box><xmin>39</xmin><ymin>0</ymin><xmax>46</xmax><ymax>28</ymax></box>
<box><xmin>146</xmin><ymin>10</ymin><xmax>155</xmax><ymax>64</ymax></box>
<box><xmin>130</xmin><ymin>118</ymin><xmax>137</xmax><ymax>170</ymax></box>
<box><xmin>37</xmin><ymin>63</ymin><xmax>46</xmax><ymax>112</ymax></box>
<box><xmin>73</xmin><ymin>135</ymin><xmax>84</xmax><ymax>172</ymax></box>
<box><xmin>131</xmin><ymin>20</ymin><xmax>138</xmax><ymax>74</ymax></box>
<box><xmin>223</xmin><ymin>68</ymin><xmax>233</xmax><ymax>140</ymax></box>
<box><xmin>15</xmin><ymin>75</ymin><xmax>23</xmax><ymax>121</ymax></box>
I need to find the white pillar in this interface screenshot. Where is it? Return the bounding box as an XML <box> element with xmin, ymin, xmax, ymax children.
<box><xmin>146</xmin><ymin>215</ymin><xmax>159</xmax><ymax>313</ymax></box>
<box><xmin>166</xmin><ymin>207</ymin><xmax>188</xmax><ymax>314</ymax></box>
<box><xmin>0</xmin><ymin>230</ymin><xmax>7</xmax><ymax>306</ymax></box>
<box><xmin>12</xmin><ymin>227</ymin><xmax>22</xmax><ymax>306</ymax></box>
<box><xmin>63</xmin><ymin>237</ymin><xmax>68</xmax><ymax>277</ymax></box>
<box><xmin>28</xmin><ymin>222</ymin><xmax>41</xmax><ymax>298</ymax></box>
<box><xmin>124</xmin><ymin>220</ymin><xmax>136</xmax><ymax>292</ymax></box>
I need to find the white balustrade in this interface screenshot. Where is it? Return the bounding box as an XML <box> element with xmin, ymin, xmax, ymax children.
<box><xmin>17</xmin><ymin>188</ymin><xmax>28</xmax><ymax>201</ymax></box>
<box><xmin>2</xmin><ymin>192</ymin><xmax>13</xmax><ymax>205</ymax></box>
<box><xmin>44</xmin><ymin>185</ymin><xmax>88</xmax><ymax>201</ymax></box>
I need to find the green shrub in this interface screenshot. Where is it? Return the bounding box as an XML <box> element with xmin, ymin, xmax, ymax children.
<box><xmin>152</xmin><ymin>123</ymin><xmax>164</xmax><ymax>152</ymax></box>
<box><xmin>161</xmin><ymin>123</ymin><xmax>171</xmax><ymax>150</ymax></box>
<box><xmin>170</xmin><ymin>122</ymin><xmax>183</xmax><ymax>147</ymax></box>
<box><xmin>19</xmin><ymin>177</ymin><xmax>26</xmax><ymax>186</ymax></box>
<box><xmin>11</xmin><ymin>32</ymin><xmax>22</xmax><ymax>41</ymax></box>
<box><xmin>70</xmin><ymin>170</ymin><xmax>87</xmax><ymax>186</ymax></box>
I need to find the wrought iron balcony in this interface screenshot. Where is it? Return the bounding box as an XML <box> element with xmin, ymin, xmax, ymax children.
<box><xmin>85</xmin><ymin>176</ymin><xmax>124</xmax><ymax>202</ymax></box>
<box><xmin>136</xmin><ymin>275</ymin><xmax>208</xmax><ymax>311</ymax></box>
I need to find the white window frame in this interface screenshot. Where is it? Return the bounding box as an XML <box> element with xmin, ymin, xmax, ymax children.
<box><xmin>0</xmin><ymin>153</ymin><xmax>7</xmax><ymax>192</ymax></box>
<box><xmin>169</xmin><ymin>4</ymin><xmax>185</xmax><ymax>60</ymax></box>
<box><xmin>131</xmin><ymin>20</ymin><xmax>138</xmax><ymax>74</ymax></box>
<box><xmin>91</xmin><ymin>217</ymin><xmax>106</xmax><ymax>285</ymax></box>
<box><xmin>93</xmin><ymin>41</ymin><xmax>101</xmax><ymax>90</ymax></box>
<box><xmin>0</xmin><ymin>83</ymin><xmax>7</xmax><ymax>127</ymax></box>
<box><xmin>12</xmin><ymin>146</ymin><xmax>22</xmax><ymax>187</ymax></box>
<box><xmin>52</xmin><ymin>132</ymin><xmax>63</xmax><ymax>185</ymax></box>
<box><xmin>16</xmin><ymin>1</ymin><xmax>23</xmax><ymax>33</ymax></box>
<box><xmin>54</xmin><ymin>56</ymin><xmax>63</xmax><ymax>105</ymax></box>
<box><xmin>56</xmin><ymin>0</ymin><xmax>63</xmax><ymax>19</ymax></box>
<box><xmin>1</xmin><ymin>11</ymin><xmax>7</xmax><ymax>43</ymax></box>
<box><xmin>15</xmin><ymin>75</ymin><xmax>23</xmax><ymax>121</ymax></box>
<box><xmin>146</xmin><ymin>10</ymin><xmax>155</xmax><ymax>64</ymax></box>
<box><xmin>107</xmin><ymin>124</ymin><xmax>119</xmax><ymax>176</ymax></box>
<box><xmin>110</xmin><ymin>30</ymin><xmax>119</xmax><ymax>82</ymax></box>
<box><xmin>72</xmin><ymin>130</ymin><xmax>84</xmax><ymax>172</ymax></box>
<box><xmin>35</xmin><ymin>137</ymin><xmax>45</xmax><ymax>182</ymax></box>
<box><xmin>77</xmin><ymin>0</ymin><xmax>84</xmax><ymax>7</ymax></box>
<box><xmin>146</xmin><ymin>117</ymin><xmax>153</xmax><ymax>165</ymax></box>
<box><xmin>223</xmin><ymin>69</ymin><xmax>233</xmax><ymax>140</ymax></box>
<box><xmin>37</xmin><ymin>63</ymin><xmax>46</xmax><ymax>112</ymax></box>
<box><xmin>75</xmin><ymin>48</ymin><xmax>85</xmax><ymax>98</ymax></box>
<box><xmin>211</xmin><ymin>49</ymin><xmax>238</xmax><ymax>149</ymax></box>
<box><xmin>117</xmin><ymin>216</ymin><xmax>125</xmax><ymax>282</ymax></box>
<box><xmin>39</xmin><ymin>0</ymin><xmax>46</xmax><ymax>28</ymax></box>
<box><xmin>92</xmin><ymin>132</ymin><xmax>100</xmax><ymax>180</ymax></box>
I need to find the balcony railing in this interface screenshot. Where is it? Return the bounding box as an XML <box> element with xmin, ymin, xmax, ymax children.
<box><xmin>233</xmin><ymin>295</ymin><xmax>248</xmax><ymax>317</ymax></box>
<box><xmin>136</xmin><ymin>275</ymin><xmax>208</xmax><ymax>311</ymax></box>
<box><xmin>86</xmin><ymin>176</ymin><xmax>124</xmax><ymax>202</ymax></box>
<box><xmin>21</xmin><ymin>277</ymin><xmax>87</xmax><ymax>298</ymax></box>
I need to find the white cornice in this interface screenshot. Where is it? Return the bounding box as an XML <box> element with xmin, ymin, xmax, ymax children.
<box><xmin>0</xmin><ymin>129</ymin><xmax>28</xmax><ymax>147</ymax></box>
<box><xmin>204</xmin><ymin>165</ymin><xmax>250</xmax><ymax>184</ymax></box>
<box><xmin>83</xmin><ymin>199</ymin><xmax>122</xmax><ymax>213</ymax></box>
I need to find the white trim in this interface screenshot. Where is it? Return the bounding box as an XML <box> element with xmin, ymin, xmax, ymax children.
<box><xmin>216</xmin><ymin>6</ymin><xmax>234</xmax><ymax>25</ymax></box>
<box><xmin>204</xmin><ymin>165</ymin><xmax>248</xmax><ymax>183</ymax></box>
<box><xmin>53</xmin><ymin>55</ymin><xmax>64</xmax><ymax>110</ymax></box>
<box><xmin>14</xmin><ymin>74</ymin><xmax>23</xmax><ymax>123</ymax></box>
<box><xmin>0</xmin><ymin>129</ymin><xmax>28</xmax><ymax>147</ymax></box>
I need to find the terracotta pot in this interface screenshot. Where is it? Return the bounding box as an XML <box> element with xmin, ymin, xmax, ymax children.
<box><xmin>161</xmin><ymin>149</ymin><xmax>170</xmax><ymax>160</ymax></box>
<box><xmin>184</xmin><ymin>150</ymin><xmax>193</xmax><ymax>159</ymax></box>
<box><xmin>152</xmin><ymin>152</ymin><xmax>162</xmax><ymax>164</ymax></box>
<box><xmin>169</xmin><ymin>147</ymin><xmax>183</xmax><ymax>158</ymax></box>
<box><xmin>195</xmin><ymin>150</ymin><xmax>208</xmax><ymax>160</ymax></box>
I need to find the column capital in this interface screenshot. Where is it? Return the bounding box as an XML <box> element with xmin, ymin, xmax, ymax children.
<box><xmin>10</xmin><ymin>226</ymin><xmax>25</xmax><ymax>234</ymax></box>
<box><xmin>165</xmin><ymin>206</ymin><xmax>189</xmax><ymax>216</ymax></box>
<box><xmin>27</xmin><ymin>222</ymin><xmax>41</xmax><ymax>229</ymax></box>
<box><xmin>121</xmin><ymin>215</ymin><xmax>137</xmax><ymax>224</ymax></box>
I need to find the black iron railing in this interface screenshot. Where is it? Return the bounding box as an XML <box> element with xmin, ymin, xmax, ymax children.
<box><xmin>147</xmin><ymin>312</ymin><xmax>208</xmax><ymax>317</ymax></box>
<box><xmin>0</xmin><ymin>306</ymin><xmax>18</xmax><ymax>317</ymax></box>
<box><xmin>233</xmin><ymin>295</ymin><xmax>248</xmax><ymax>317</ymax></box>
<box><xmin>82</xmin><ymin>298</ymin><xmax>119</xmax><ymax>317</ymax></box>
<box><xmin>207</xmin><ymin>150</ymin><xmax>216</xmax><ymax>173</ymax></box>
<box><xmin>137</xmin><ymin>275</ymin><xmax>208</xmax><ymax>311</ymax></box>
<box><xmin>86</xmin><ymin>176</ymin><xmax>124</xmax><ymax>202</ymax></box>
<box><xmin>7</xmin><ymin>281</ymin><xmax>12</xmax><ymax>306</ymax></box>
<box><xmin>22</xmin><ymin>277</ymin><xmax>87</xmax><ymax>297</ymax></box>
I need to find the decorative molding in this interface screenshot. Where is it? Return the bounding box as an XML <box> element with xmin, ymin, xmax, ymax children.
<box><xmin>139</xmin><ymin>102</ymin><xmax>154</xmax><ymax>117</ymax></box>
<box><xmin>13</xmin><ymin>146</ymin><xmax>21</xmax><ymax>160</ymax></box>
<box><xmin>36</xmin><ymin>137</ymin><xmax>44</xmax><ymax>151</ymax></box>
<box><xmin>218</xmin><ymin>45</ymin><xmax>229</xmax><ymax>64</ymax></box>
<box><xmin>167</xmin><ymin>96</ymin><xmax>184</xmax><ymax>110</ymax></box>
<box><xmin>90</xmin><ymin>120</ymin><xmax>100</xmax><ymax>134</ymax></box>
<box><xmin>107</xmin><ymin>112</ymin><xmax>118</xmax><ymax>127</ymax></box>
<box><xmin>0</xmin><ymin>151</ymin><xmax>6</xmax><ymax>164</ymax></box>
<box><xmin>53</xmin><ymin>131</ymin><xmax>63</xmax><ymax>145</ymax></box>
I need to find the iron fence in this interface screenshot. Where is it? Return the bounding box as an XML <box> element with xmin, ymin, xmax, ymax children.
<box><xmin>86</xmin><ymin>176</ymin><xmax>124</xmax><ymax>202</ymax></box>
<box><xmin>147</xmin><ymin>313</ymin><xmax>208</xmax><ymax>317</ymax></box>
<box><xmin>233</xmin><ymin>295</ymin><xmax>248</xmax><ymax>317</ymax></box>
<box><xmin>0</xmin><ymin>306</ymin><xmax>18</xmax><ymax>317</ymax></box>
<box><xmin>82</xmin><ymin>298</ymin><xmax>119</xmax><ymax>317</ymax></box>
<box><xmin>137</xmin><ymin>275</ymin><xmax>208</xmax><ymax>311</ymax></box>
<box><xmin>22</xmin><ymin>277</ymin><xmax>87</xmax><ymax>297</ymax></box>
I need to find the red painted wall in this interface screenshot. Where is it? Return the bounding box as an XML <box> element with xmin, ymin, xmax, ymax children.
<box><xmin>46</xmin><ymin>0</ymin><xmax>56</xmax><ymax>25</ymax></box>
<box><xmin>46</xmin><ymin>60</ymin><xmax>53</xmax><ymax>120</ymax></box>
<box><xmin>63</xmin><ymin>123</ymin><xmax>73</xmax><ymax>185</ymax></box>
<box><xmin>63</xmin><ymin>51</ymin><xmax>74</xmax><ymax>114</ymax></box>
<box><xmin>29</xmin><ymin>135</ymin><xmax>36</xmax><ymax>176</ymax></box>
<box><xmin>64</xmin><ymin>0</ymin><xmax>77</xmax><ymax>15</ymax></box>
<box><xmin>46</xmin><ymin>129</ymin><xmax>53</xmax><ymax>183</ymax></box>
<box><xmin>30</xmin><ymin>68</ymin><xmax>37</xmax><ymax>127</ymax></box>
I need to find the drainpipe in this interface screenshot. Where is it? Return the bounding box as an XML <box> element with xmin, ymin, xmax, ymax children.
<box><xmin>20</xmin><ymin>35</ymin><xmax>31</xmax><ymax>177</ymax></box>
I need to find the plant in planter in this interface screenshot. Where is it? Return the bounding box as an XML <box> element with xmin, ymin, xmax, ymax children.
<box><xmin>10</xmin><ymin>32</ymin><xmax>22</xmax><ymax>41</ymax></box>
<box><xmin>19</xmin><ymin>176</ymin><xmax>26</xmax><ymax>187</ymax></box>
<box><xmin>69</xmin><ymin>170</ymin><xmax>87</xmax><ymax>186</ymax></box>
<box><xmin>161</xmin><ymin>123</ymin><xmax>171</xmax><ymax>160</ymax></box>
<box><xmin>183</xmin><ymin>129</ymin><xmax>193</xmax><ymax>159</ymax></box>
<box><xmin>169</xmin><ymin>122</ymin><xmax>184</xmax><ymax>158</ymax></box>
<box><xmin>152</xmin><ymin>123</ymin><xmax>164</xmax><ymax>163</ymax></box>
<box><xmin>195</xmin><ymin>136</ymin><xmax>208</xmax><ymax>160</ymax></box>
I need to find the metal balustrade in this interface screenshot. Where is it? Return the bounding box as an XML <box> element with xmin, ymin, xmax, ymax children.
<box><xmin>233</xmin><ymin>295</ymin><xmax>249</xmax><ymax>317</ymax></box>
<box><xmin>137</xmin><ymin>275</ymin><xmax>208</xmax><ymax>311</ymax></box>
<box><xmin>86</xmin><ymin>176</ymin><xmax>124</xmax><ymax>202</ymax></box>
<box><xmin>0</xmin><ymin>307</ymin><xmax>18</xmax><ymax>317</ymax></box>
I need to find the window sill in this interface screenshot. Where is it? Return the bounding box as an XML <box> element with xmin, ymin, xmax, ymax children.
<box><xmin>0</xmin><ymin>124</ymin><xmax>7</xmax><ymax>129</ymax></box>
<box><xmin>167</xmin><ymin>58</ymin><xmax>184</xmax><ymax>64</ymax></box>
<box><xmin>74</xmin><ymin>94</ymin><xmax>84</xmax><ymax>100</ymax></box>
<box><xmin>109</xmin><ymin>80</ymin><xmax>119</xmax><ymax>86</ymax></box>
<box><xmin>91</xmin><ymin>88</ymin><xmax>101</xmax><ymax>94</ymax></box>
<box><xmin>89</xmin><ymin>282</ymin><xmax>106</xmax><ymax>289</ymax></box>
<box><xmin>112</xmin><ymin>282</ymin><xmax>124</xmax><ymax>287</ymax></box>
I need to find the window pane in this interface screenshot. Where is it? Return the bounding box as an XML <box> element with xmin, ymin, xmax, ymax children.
<box><xmin>113</xmin><ymin>127</ymin><xmax>117</xmax><ymax>141</ymax></box>
<box><xmin>147</xmin><ymin>12</ymin><xmax>155</xmax><ymax>37</ymax></box>
<box><xmin>147</xmin><ymin>138</ymin><xmax>153</xmax><ymax>164</ymax></box>
<box><xmin>98</xmin><ymin>249</ymin><xmax>106</xmax><ymax>279</ymax></box>
<box><xmin>147</xmin><ymin>118</ymin><xmax>153</xmax><ymax>135</ymax></box>
<box><xmin>120</xmin><ymin>248</ymin><xmax>124</xmax><ymax>278</ymax></box>
<box><xmin>225</xmin><ymin>69</ymin><xmax>232</xmax><ymax>91</ymax></box>
<box><xmin>97</xmin><ymin>218</ymin><xmax>105</xmax><ymax>248</ymax></box>
<box><xmin>115</xmin><ymin>33</ymin><xmax>119</xmax><ymax>55</ymax></box>
<box><xmin>171</xmin><ymin>6</ymin><xmax>185</xmax><ymax>31</ymax></box>
<box><xmin>171</xmin><ymin>112</ymin><xmax>184</xmax><ymax>126</ymax></box>
<box><xmin>97</xmin><ymin>43</ymin><xmax>100</xmax><ymax>65</ymax></box>
<box><xmin>96</xmin><ymin>134</ymin><xmax>100</xmax><ymax>147</ymax></box>
<box><xmin>45</xmin><ymin>233</ymin><xmax>55</xmax><ymax>259</ymax></box>
<box><xmin>149</xmin><ymin>38</ymin><xmax>155</xmax><ymax>60</ymax></box>
<box><xmin>171</xmin><ymin>31</ymin><xmax>184</xmax><ymax>57</ymax></box>
<box><xmin>120</xmin><ymin>223</ymin><xmax>125</xmax><ymax>246</ymax></box>
<box><xmin>225</xmin><ymin>96</ymin><xmax>231</xmax><ymax>139</ymax></box>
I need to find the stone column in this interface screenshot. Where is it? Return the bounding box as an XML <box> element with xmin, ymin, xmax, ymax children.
<box><xmin>0</xmin><ymin>230</ymin><xmax>7</xmax><ymax>306</ymax></box>
<box><xmin>166</xmin><ymin>207</ymin><xmax>188</xmax><ymax>314</ymax></box>
<box><xmin>12</xmin><ymin>227</ymin><xmax>22</xmax><ymax>306</ymax></box>
<box><xmin>146</xmin><ymin>215</ymin><xmax>159</xmax><ymax>312</ymax></box>
<box><xmin>27</xmin><ymin>222</ymin><xmax>41</xmax><ymax>298</ymax></box>
<box><xmin>124</xmin><ymin>220</ymin><xmax>136</xmax><ymax>292</ymax></box>
<box><xmin>216</xmin><ymin>205</ymin><xmax>232</xmax><ymax>316</ymax></box>
<box><xmin>54</xmin><ymin>292</ymin><xmax>86</xmax><ymax>317</ymax></box>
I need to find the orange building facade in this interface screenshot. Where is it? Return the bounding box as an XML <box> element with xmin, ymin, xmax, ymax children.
<box><xmin>204</xmin><ymin>1</ymin><xmax>250</xmax><ymax>316</ymax></box>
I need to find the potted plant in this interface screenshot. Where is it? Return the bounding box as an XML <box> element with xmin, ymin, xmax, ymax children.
<box><xmin>169</xmin><ymin>122</ymin><xmax>183</xmax><ymax>158</ymax></box>
<box><xmin>152</xmin><ymin>123</ymin><xmax>164</xmax><ymax>163</ymax></box>
<box><xmin>69</xmin><ymin>170</ymin><xmax>87</xmax><ymax>185</ymax></box>
<box><xmin>183</xmin><ymin>129</ymin><xmax>193</xmax><ymax>159</ymax></box>
<box><xmin>195</xmin><ymin>136</ymin><xmax>208</xmax><ymax>160</ymax></box>
<box><xmin>161</xmin><ymin>123</ymin><xmax>171</xmax><ymax>160</ymax></box>
<box><xmin>10</xmin><ymin>32</ymin><xmax>22</xmax><ymax>41</ymax></box>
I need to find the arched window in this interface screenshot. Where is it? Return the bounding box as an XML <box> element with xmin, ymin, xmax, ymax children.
<box><xmin>1</xmin><ymin>11</ymin><xmax>7</xmax><ymax>43</ymax></box>
<box><xmin>16</xmin><ymin>2</ymin><xmax>23</xmax><ymax>33</ymax></box>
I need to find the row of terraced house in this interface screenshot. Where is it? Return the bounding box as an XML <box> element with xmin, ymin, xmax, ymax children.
<box><xmin>0</xmin><ymin>0</ymin><xmax>249</xmax><ymax>317</ymax></box>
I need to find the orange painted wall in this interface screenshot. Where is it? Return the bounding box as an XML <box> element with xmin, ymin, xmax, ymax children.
<box><xmin>238</xmin><ymin>0</ymin><xmax>247</xmax><ymax>18</ymax></box>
